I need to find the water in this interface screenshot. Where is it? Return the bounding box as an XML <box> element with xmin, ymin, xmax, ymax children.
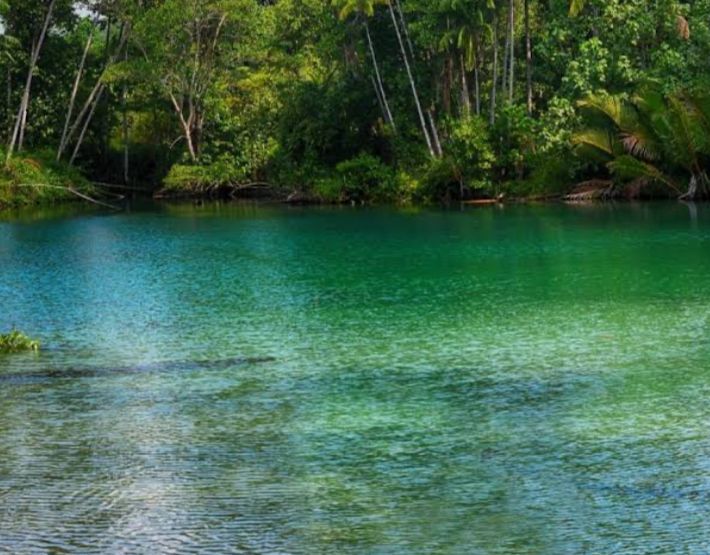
<box><xmin>1</xmin><ymin>202</ymin><xmax>710</xmax><ymax>554</ymax></box>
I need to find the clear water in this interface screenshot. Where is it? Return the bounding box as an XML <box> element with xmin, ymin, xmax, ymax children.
<box><xmin>1</xmin><ymin>202</ymin><xmax>710</xmax><ymax>554</ymax></box>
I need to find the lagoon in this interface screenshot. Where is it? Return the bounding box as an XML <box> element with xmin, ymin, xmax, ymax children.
<box><xmin>1</xmin><ymin>202</ymin><xmax>710</xmax><ymax>553</ymax></box>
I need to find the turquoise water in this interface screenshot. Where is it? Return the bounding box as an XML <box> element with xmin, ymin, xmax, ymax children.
<box><xmin>1</xmin><ymin>202</ymin><xmax>710</xmax><ymax>554</ymax></box>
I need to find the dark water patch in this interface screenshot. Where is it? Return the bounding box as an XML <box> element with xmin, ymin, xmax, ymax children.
<box><xmin>0</xmin><ymin>356</ymin><xmax>276</xmax><ymax>385</ymax></box>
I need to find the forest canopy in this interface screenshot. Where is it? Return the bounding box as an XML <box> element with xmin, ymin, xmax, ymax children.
<box><xmin>1</xmin><ymin>0</ymin><xmax>710</xmax><ymax>204</ymax></box>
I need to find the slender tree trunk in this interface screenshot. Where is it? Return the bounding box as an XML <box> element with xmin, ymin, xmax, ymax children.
<box><xmin>7</xmin><ymin>0</ymin><xmax>57</xmax><ymax>162</ymax></box>
<box><xmin>6</xmin><ymin>67</ymin><xmax>11</xmax><ymax>141</ymax></box>
<box><xmin>502</xmin><ymin>16</ymin><xmax>509</xmax><ymax>99</ymax></box>
<box><xmin>443</xmin><ymin>54</ymin><xmax>453</xmax><ymax>115</ymax></box>
<box><xmin>508</xmin><ymin>0</ymin><xmax>515</xmax><ymax>102</ymax></box>
<box><xmin>58</xmin><ymin>25</ymin><xmax>95</xmax><ymax>161</ymax></box>
<box><xmin>525</xmin><ymin>0</ymin><xmax>532</xmax><ymax>114</ymax></box>
<box><xmin>364</xmin><ymin>21</ymin><xmax>395</xmax><ymax>129</ymax></box>
<box><xmin>169</xmin><ymin>93</ymin><xmax>197</xmax><ymax>162</ymax></box>
<box><xmin>474</xmin><ymin>65</ymin><xmax>481</xmax><ymax>116</ymax></box>
<box><xmin>387</xmin><ymin>2</ymin><xmax>434</xmax><ymax>156</ymax></box>
<box><xmin>69</xmin><ymin>86</ymin><xmax>105</xmax><ymax>166</ymax></box>
<box><xmin>459</xmin><ymin>54</ymin><xmax>470</xmax><ymax>116</ymax></box>
<box><xmin>122</xmin><ymin>49</ymin><xmax>129</xmax><ymax>184</ymax></box>
<box><xmin>427</xmin><ymin>109</ymin><xmax>442</xmax><ymax>157</ymax></box>
<box><xmin>490</xmin><ymin>25</ymin><xmax>498</xmax><ymax>125</ymax></box>
<box><xmin>394</xmin><ymin>0</ymin><xmax>415</xmax><ymax>60</ymax></box>
<box><xmin>59</xmin><ymin>25</ymin><xmax>129</xmax><ymax>162</ymax></box>
<box><xmin>371</xmin><ymin>76</ymin><xmax>387</xmax><ymax>122</ymax></box>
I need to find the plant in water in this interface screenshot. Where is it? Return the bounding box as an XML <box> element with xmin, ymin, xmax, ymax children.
<box><xmin>0</xmin><ymin>329</ymin><xmax>41</xmax><ymax>353</ymax></box>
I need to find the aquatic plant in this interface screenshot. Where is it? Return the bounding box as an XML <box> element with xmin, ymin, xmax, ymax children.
<box><xmin>0</xmin><ymin>329</ymin><xmax>40</xmax><ymax>353</ymax></box>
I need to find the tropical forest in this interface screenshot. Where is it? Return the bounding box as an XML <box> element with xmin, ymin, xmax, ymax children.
<box><xmin>1</xmin><ymin>0</ymin><xmax>710</xmax><ymax>206</ymax></box>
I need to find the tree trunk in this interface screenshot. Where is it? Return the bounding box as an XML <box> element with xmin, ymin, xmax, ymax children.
<box><xmin>508</xmin><ymin>0</ymin><xmax>515</xmax><ymax>102</ymax></box>
<box><xmin>443</xmin><ymin>54</ymin><xmax>453</xmax><ymax>115</ymax></box>
<box><xmin>6</xmin><ymin>67</ymin><xmax>11</xmax><ymax>141</ymax></box>
<box><xmin>459</xmin><ymin>54</ymin><xmax>470</xmax><ymax>116</ymax></box>
<box><xmin>122</xmin><ymin>49</ymin><xmax>129</xmax><ymax>185</ymax></box>
<box><xmin>490</xmin><ymin>25</ymin><xmax>498</xmax><ymax>125</ymax></box>
<box><xmin>474</xmin><ymin>65</ymin><xmax>481</xmax><ymax>116</ymax></box>
<box><xmin>371</xmin><ymin>76</ymin><xmax>387</xmax><ymax>123</ymax></box>
<box><xmin>69</xmin><ymin>86</ymin><xmax>105</xmax><ymax>166</ymax></box>
<box><xmin>7</xmin><ymin>0</ymin><xmax>57</xmax><ymax>162</ymax></box>
<box><xmin>387</xmin><ymin>2</ymin><xmax>434</xmax><ymax>156</ymax></box>
<box><xmin>58</xmin><ymin>24</ymin><xmax>95</xmax><ymax>161</ymax></box>
<box><xmin>59</xmin><ymin>25</ymin><xmax>129</xmax><ymax>162</ymax></box>
<box><xmin>365</xmin><ymin>21</ymin><xmax>395</xmax><ymax>129</ymax></box>
<box><xmin>502</xmin><ymin>16</ymin><xmax>509</xmax><ymax>99</ymax></box>
<box><xmin>525</xmin><ymin>0</ymin><xmax>532</xmax><ymax>114</ymax></box>
<box><xmin>427</xmin><ymin>109</ymin><xmax>443</xmax><ymax>157</ymax></box>
<box><xmin>394</xmin><ymin>0</ymin><xmax>415</xmax><ymax>60</ymax></box>
<box><xmin>169</xmin><ymin>93</ymin><xmax>197</xmax><ymax>162</ymax></box>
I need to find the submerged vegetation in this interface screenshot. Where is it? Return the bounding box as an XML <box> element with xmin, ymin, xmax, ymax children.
<box><xmin>1</xmin><ymin>0</ymin><xmax>710</xmax><ymax>204</ymax></box>
<box><xmin>0</xmin><ymin>329</ymin><xmax>40</xmax><ymax>353</ymax></box>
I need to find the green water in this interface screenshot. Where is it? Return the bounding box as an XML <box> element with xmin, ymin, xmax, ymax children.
<box><xmin>1</xmin><ymin>202</ymin><xmax>710</xmax><ymax>554</ymax></box>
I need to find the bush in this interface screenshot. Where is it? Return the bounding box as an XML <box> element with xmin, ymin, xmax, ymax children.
<box><xmin>0</xmin><ymin>329</ymin><xmax>40</xmax><ymax>353</ymax></box>
<box><xmin>161</xmin><ymin>155</ymin><xmax>251</xmax><ymax>196</ymax></box>
<box><xmin>313</xmin><ymin>153</ymin><xmax>399</xmax><ymax>203</ymax></box>
<box><xmin>0</xmin><ymin>149</ymin><xmax>93</xmax><ymax>208</ymax></box>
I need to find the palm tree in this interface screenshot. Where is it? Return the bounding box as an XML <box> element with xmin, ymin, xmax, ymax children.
<box><xmin>573</xmin><ymin>88</ymin><xmax>710</xmax><ymax>199</ymax></box>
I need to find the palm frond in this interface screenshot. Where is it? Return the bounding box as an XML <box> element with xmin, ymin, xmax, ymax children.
<box><xmin>608</xmin><ymin>155</ymin><xmax>681</xmax><ymax>193</ymax></box>
<box><xmin>571</xmin><ymin>128</ymin><xmax>616</xmax><ymax>157</ymax></box>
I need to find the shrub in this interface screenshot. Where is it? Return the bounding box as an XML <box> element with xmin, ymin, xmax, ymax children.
<box><xmin>313</xmin><ymin>153</ymin><xmax>399</xmax><ymax>203</ymax></box>
<box><xmin>161</xmin><ymin>155</ymin><xmax>250</xmax><ymax>196</ymax></box>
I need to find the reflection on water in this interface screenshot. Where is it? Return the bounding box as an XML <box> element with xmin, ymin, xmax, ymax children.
<box><xmin>1</xmin><ymin>202</ymin><xmax>710</xmax><ymax>553</ymax></box>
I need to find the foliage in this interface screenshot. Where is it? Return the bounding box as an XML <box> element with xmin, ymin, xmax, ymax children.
<box><xmin>1</xmin><ymin>0</ymin><xmax>710</xmax><ymax>204</ymax></box>
<box><xmin>0</xmin><ymin>329</ymin><xmax>40</xmax><ymax>353</ymax></box>
<box><xmin>0</xmin><ymin>149</ymin><xmax>93</xmax><ymax>207</ymax></box>
<box><xmin>573</xmin><ymin>87</ymin><xmax>710</xmax><ymax>198</ymax></box>
<box><xmin>314</xmin><ymin>153</ymin><xmax>399</xmax><ymax>203</ymax></box>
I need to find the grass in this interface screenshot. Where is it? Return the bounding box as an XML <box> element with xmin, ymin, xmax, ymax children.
<box><xmin>0</xmin><ymin>329</ymin><xmax>40</xmax><ymax>353</ymax></box>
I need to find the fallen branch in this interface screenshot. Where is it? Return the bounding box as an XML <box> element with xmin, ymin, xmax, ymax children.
<box><xmin>12</xmin><ymin>183</ymin><xmax>122</xmax><ymax>210</ymax></box>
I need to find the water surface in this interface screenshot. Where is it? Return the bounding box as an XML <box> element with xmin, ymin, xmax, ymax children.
<box><xmin>1</xmin><ymin>202</ymin><xmax>710</xmax><ymax>554</ymax></box>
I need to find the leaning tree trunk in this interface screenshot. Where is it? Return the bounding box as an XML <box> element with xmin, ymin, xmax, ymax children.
<box><xmin>69</xmin><ymin>86</ymin><xmax>105</xmax><ymax>166</ymax></box>
<box><xmin>364</xmin><ymin>21</ymin><xmax>395</xmax><ymax>129</ymax></box>
<box><xmin>58</xmin><ymin>23</ymin><xmax>96</xmax><ymax>161</ymax></box>
<box><xmin>7</xmin><ymin>0</ymin><xmax>57</xmax><ymax>163</ymax></box>
<box><xmin>387</xmin><ymin>1</ymin><xmax>435</xmax><ymax>156</ymax></box>
<box><xmin>525</xmin><ymin>0</ymin><xmax>532</xmax><ymax>114</ymax></box>
<box><xmin>59</xmin><ymin>25</ymin><xmax>129</xmax><ymax>163</ymax></box>
<box><xmin>428</xmin><ymin>109</ymin><xmax>443</xmax><ymax>157</ymax></box>
<box><xmin>394</xmin><ymin>0</ymin><xmax>415</xmax><ymax>60</ymax></box>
